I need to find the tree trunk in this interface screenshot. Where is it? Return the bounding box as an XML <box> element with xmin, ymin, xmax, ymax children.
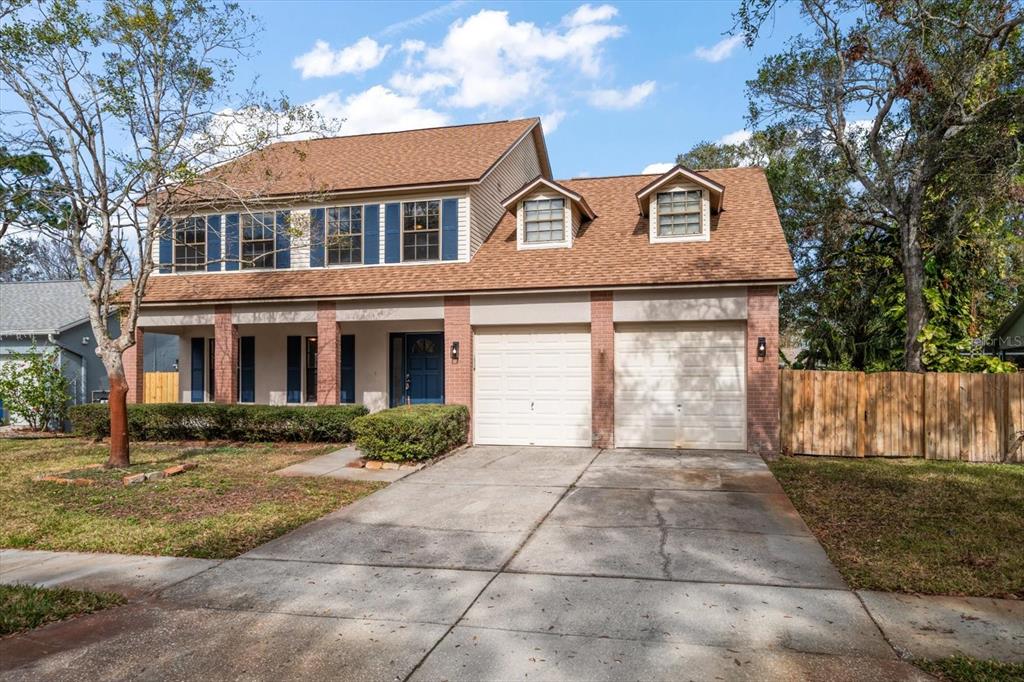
<box><xmin>105</xmin><ymin>365</ymin><xmax>131</xmax><ymax>468</ymax></box>
<box><xmin>901</xmin><ymin>219</ymin><xmax>927</xmax><ymax>373</ymax></box>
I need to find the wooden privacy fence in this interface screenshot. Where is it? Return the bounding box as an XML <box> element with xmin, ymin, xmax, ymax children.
<box><xmin>143</xmin><ymin>372</ymin><xmax>178</xmax><ymax>404</ymax></box>
<box><xmin>780</xmin><ymin>370</ymin><xmax>1024</xmax><ymax>463</ymax></box>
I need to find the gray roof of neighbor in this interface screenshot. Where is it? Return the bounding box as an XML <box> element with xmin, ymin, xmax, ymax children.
<box><xmin>0</xmin><ymin>280</ymin><xmax>119</xmax><ymax>335</ymax></box>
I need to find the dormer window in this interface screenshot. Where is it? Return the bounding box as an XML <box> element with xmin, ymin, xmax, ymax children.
<box><xmin>636</xmin><ymin>164</ymin><xmax>723</xmax><ymax>245</ymax></box>
<box><xmin>656</xmin><ymin>190</ymin><xmax>702</xmax><ymax>237</ymax></box>
<box><xmin>501</xmin><ymin>176</ymin><xmax>596</xmax><ymax>251</ymax></box>
<box><xmin>524</xmin><ymin>198</ymin><xmax>566</xmax><ymax>243</ymax></box>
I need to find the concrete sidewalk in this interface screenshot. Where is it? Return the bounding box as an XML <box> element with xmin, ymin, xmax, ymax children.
<box><xmin>0</xmin><ymin>549</ymin><xmax>219</xmax><ymax>597</ymax></box>
<box><xmin>273</xmin><ymin>445</ymin><xmax>413</xmax><ymax>482</ymax></box>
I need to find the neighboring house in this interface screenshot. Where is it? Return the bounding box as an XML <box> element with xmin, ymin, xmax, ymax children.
<box><xmin>126</xmin><ymin>118</ymin><xmax>796</xmax><ymax>453</ymax></box>
<box><xmin>992</xmin><ymin>301</ymin><xmax>1024</xmax><ymax>368</ymax></box>
<box><xmin>0</xmin><ymin>280</ymin><xmax>176</xmax><ymax>423</ymax></box>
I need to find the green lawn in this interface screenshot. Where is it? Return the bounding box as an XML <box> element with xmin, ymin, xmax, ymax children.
<box><xmin>914</xmin><ymin>656</ymin><xmax>1024</xmax><ymax>682</ymax></box>
<box><xmin>0</xmin><ymin>584</ymin><xmax>126</xmax><ymax>636</ymax></box>
<box><xmin>0</xmin><ymin>438</ymin><xmax>381</xmax><ymax>559</ymax></box>
<box><xmin>768</xmin><ymin>456</ymin><xmax>1024</xmax><ymax>598</ymax></box>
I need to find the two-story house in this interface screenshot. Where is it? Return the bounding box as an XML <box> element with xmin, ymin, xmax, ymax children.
<box><xmin>125</xmin><ymin>118</ymin><xmax>796</xmax><ymax>453</ymax></box>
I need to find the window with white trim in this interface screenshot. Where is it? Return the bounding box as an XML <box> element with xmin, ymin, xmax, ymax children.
<box><xmin>656</xmin><ymin>190</ymin><xmax>702</xmax><ymax>237</ymax></box>
<box><xmin>173</xmin><ymin>217</ymin><xmax>205</xmax><ymax>271</ymax></box>
<box><xmin>402</xmin><ymin>200</ymin><xmax>440</xmax><ymax>261</ymax></box>
<box><xmin>327</xmin><ymin>205</ymin><xmax>362</xmax><ymax>265</ymax></box>
<box><xmin>241</xmin><ymin>212</ymin><xmax>275</xmax><ymax>269</ymax></box>
<box><xmin>523</xmin><ymin>198</ymin><xmax>565</xmax><ymax>243</ymax></box>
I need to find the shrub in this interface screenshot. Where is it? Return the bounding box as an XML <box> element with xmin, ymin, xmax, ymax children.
<box><xmin>68</xmin><ymin>403</ymin><xmax>368</xmax><ymax>442</ymax></box>
<box><xmin>0</xmin><ymin>344</ymin><xmax>71</xmax><ymax>431</ymax></box>
<box><xmin>351</xmin><ymin>404</ymin><xmax>468</xmax><ymax>462</ymax></box>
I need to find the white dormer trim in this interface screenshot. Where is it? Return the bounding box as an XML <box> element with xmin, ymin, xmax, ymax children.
<box><xmin>501</xmin><ymin>176</ymin><xmax>596</xmax><ymax>219</ymax></box>
<box><xmin>636</xmin><ymin>164</ymin><xmax>724</xmax><ymax>215</ymax></box>
<box><xmin>649</xmin><ymin>184</ymin><xmax>711</xmax><ymax>244</ymax></box>
<box><xmin>516</xmin><ymin>191</ymin><xmax>573</xmax><ymax>251</ymax></box>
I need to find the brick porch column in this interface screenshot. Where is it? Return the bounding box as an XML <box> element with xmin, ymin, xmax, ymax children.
<box><xmin>316</xmin><ymin>301</ymin><xmax>340</xmax><ymax>405</ymax></box>
<box><xmin>747</xmin><ymin>286</ymin><xmax>780</xmax><ymax>454</ymax></box>
<box><xmin>123</xmin><ymin>327</ymin><xmax>145</xmax><ymax>404</ymax></box>
<box><xmin>213</xmin><ymin>304</ymin><xmax>238</xmax><ymax>404</ymax></box>
<box><xmin>591</xmin><ymin>291</ymin><xmax>614</xmax><ymax>448</ymax></box>
<box><xmin>444</xmin><ymin>296</ymin><xmax>472</xmax><ymax>439</ymax></box>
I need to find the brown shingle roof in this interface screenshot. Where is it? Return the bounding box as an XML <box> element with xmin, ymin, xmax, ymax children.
<box><xmin>176</xmin><ymin>118</ymin><xmax>542</xmax><ymax>205</ymax></box>
<box><xmin>137</xmin><ymin>168</ymin><xmax>795</xmax><ymax>305</ymax></box>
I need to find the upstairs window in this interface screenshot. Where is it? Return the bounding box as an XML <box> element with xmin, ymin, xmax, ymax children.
<box><xmin>656</xmin><ymin>190</ymin><xmax>702</xmax><ymax>237</ymax></box>
<box><xmin>241</xmin><ymin>212</ymin><xmax>276</xmax><ymax>269</ymax></box>
<box><xmin>327</xmin><ymin>206</ymin><xmax>362</xmax><ymax>265</ymax></box>
<box><xmin>173</xmin><ymin>217</ymin><xmax>206</xmax><ymax>271</ymax></box>
<box><xmin>523</xmin><ymin>198</ymin><xmax>565</xmax><ymax>243</ymax></box>
<box><xmin>402</xmin><ymin>200</ymin><xmax>440</xmax><ymax>261</ymax></box>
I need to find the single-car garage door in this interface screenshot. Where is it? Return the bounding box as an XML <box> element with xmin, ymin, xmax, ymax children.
<box><xmin>474</xmin><ymin>326</ymin><xmax>591</xmax><ymax>446</ymax></box>
<box><xmin>615</xmin><ymin>321</ymin><xmax>746</xmax><ymax>450</ymax></box>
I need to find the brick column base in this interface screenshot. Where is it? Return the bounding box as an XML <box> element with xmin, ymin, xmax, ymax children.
<box><xmin>214</xmin><ymin>305</ymin><xmax>238</xmax><ymax>404</ymax></box>
<box><xmin>591</xmin><ymin>291</ymin><xmax>614</xmax><ymax>448</ymax></box>
<box><xmin>444</xmin><ymin>296</ymin><xmax>472</xmax><ymax>441</ymax></box>
<box><xmin>747</xmin><ymin>286</ymin><xmax>780</xmax><ymax>454</ymax></box>
<box><xmin>317</xmin><ymin>302</ymin><xmax>339</xmax><ymax>405</ymax></box>
<box><xmin>124</xmin><ymin>327</ymin><xmax>145</xmax><ymax>404</ymax></box>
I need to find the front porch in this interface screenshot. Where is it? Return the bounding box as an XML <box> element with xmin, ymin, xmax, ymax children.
<box><xmin>125</xmin><ymin>299</ymin><xmax>467</xmax><ymax>413</ymax></box>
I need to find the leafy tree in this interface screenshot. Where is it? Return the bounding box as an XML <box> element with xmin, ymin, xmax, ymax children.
<box><xmin>0</xmin><ymin>344</ymin><xmax>71</xmax><ymax>431</ymax></box>
<box><xmin>0</xmin><ymin>0</ymin><xmax>325</xmax><ymax>466</ymax></box>
<box><xmin>738</xmin><ymin>0</ymin><xmax>1024</xmax><ymax>371</ymax></box>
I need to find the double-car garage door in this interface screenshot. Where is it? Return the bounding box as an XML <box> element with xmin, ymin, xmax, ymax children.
<box><xmin>472</xmin><ymin>321</ymin><xmax>746</xmax><ymax>450</ymax></box>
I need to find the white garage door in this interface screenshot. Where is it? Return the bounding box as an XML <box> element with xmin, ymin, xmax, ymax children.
<box><xmin>474</xmin><ymin>326</ymin><xmax>591</xmax><ymax>447</ymax></box>
<box><xmin>615</xmin><ymin>322</ymin><xmax>746</xmax><ymax>450</ymax></box>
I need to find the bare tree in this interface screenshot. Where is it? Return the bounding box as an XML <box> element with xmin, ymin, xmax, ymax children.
<box><xmin>740</xmin><ymin>0</ymin><xmax>1024</xmax><ymax>371</ymax></box>
<box><xmin>0</xmin><ymin>0</ymin><xmax>329</xmax><ymax>466</ymax></box>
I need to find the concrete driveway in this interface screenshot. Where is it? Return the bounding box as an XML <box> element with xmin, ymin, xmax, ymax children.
<box><xmin>1</xmin><ymin>446</ymin><xmax>927</xmax><ymax>681</ymax></box>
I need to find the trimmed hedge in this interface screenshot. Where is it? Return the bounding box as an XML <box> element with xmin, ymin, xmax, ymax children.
<box><xmin>352</xmin><ymin>404</ymin><xmax>468</xmax><ymax>462</ymax></box>
<box><xmin>68</xmin><ymin>403</ymin><xmax>368</xmax><ymax>442</ymax></box>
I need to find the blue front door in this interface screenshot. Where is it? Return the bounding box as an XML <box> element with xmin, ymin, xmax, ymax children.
<box><xmin>390</xmin><ymin>332</ymin><xmax>444</xmax><ymax>406</ymax></box>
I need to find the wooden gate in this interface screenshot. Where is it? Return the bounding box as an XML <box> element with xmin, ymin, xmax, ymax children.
<box><xmin>143</xmin><ymin>371</ymin><xmax>178</xmax><ymax>403</ymax></box>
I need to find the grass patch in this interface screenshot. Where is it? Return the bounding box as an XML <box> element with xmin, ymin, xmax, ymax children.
<box><xmin>914</xmin><ymin>656</ymin><xmax>1024</xmax><ymax>681</ymax></box>
<box><xmin>768</xmin><ymin>456</ymin><xmax>1024</xmax><ymax>597</ymax></box>
<box><xmin>0</xmin><ymin>438</ymin><xmax>382</xmax><ymax>559</ymax></box>
<box><xmin>0</xmin><ymin>584</ymin><xmax>126</xmax><ymax>636</ymax></box>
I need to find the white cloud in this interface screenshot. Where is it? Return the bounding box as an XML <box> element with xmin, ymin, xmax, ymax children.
<box><xmin>309</xmin><ymin>86</ymin><xmax>449</xmax><ymax>135</ymax></box>
<box><xmin>389</xmin><ymin>71</ymin><xmax>455</xmax><ymax>96</ymax></box>
<box><xmin>587</xmin><ymin>80</ymin><xmax>656</xmax><ymax>110</ymax></box>
<box><xmin>542</xmin><ymin>110</ymin><xmax>567</xmax><ymax>133</ymax></box>
<box><xmin>400</xmin><ymin>39</ymin><xmax>426</xmax><ymax>54</ymax></box>
<box><xmin>378</xmin><ymin>0</ymin><xmax>468</xmax><ymax>38</ymax></box>
<box><xmin>717</xmin><ymin>129</ymin><xmax>752</xmax><ymax>145</ymax></box>
<box><xmin>564</xmin><ymin>4</ymin><xmax>618</xmax><ymax>27</ymax></box>
<box><xmin>293</xmin><ymin>37</ymin><xmax>391</xmax><ymax>78</ymax></box>
<box><xmin>642</xmin><ymin>162</ymin><xmax>674</xmax><ymax>174</ymax></box>
<box><xmin>400</xmin><ymin>7</ymin><xmax>624</xmax><ymax>109</ymax></box>
<box><xmin>694</xmin><ymin>34</ymin><xmax>743</xmax><ymax>63</ymax></box>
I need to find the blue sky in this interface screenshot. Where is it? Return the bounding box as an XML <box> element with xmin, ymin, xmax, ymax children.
<box><xmin>232</xmin><ymin>1</ymin><xmax>803</xmax><ymax>178</ymax></box>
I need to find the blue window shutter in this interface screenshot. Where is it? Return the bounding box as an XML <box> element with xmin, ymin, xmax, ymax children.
<box><xmin>309</xmin><ymin>208</ymin><xmax>325</xmax><ymax>267</ymax></box>
<box><xmin>286</xmin><ymin>335</ymin><xmax>301</xmax><ymax>403</ymax></box>
<box><xmin>363</xmin><ymin>204</ymin><xmax>380</xmax><ymax>265</ymax></box>
<box><xmin>225</xmin><ymin>214</ymin><xmax>239</xmax><ymax>271</ymax></box>
<box><xmin>239</xmin><ymin>336</ymin><xmax>255</xmax><ymax>403</ymax></box>
<box><xmin>275</xmin><ymin>211</ymin><xmax>291</xmax><ymax>269</ymax></box>
<box><xmin>158</xmin><ymin>218</ymin><xmax>172</xmax><ymax>273</ymax></box>
<box><xmin>340</xmin><ymin>335</ymin><xmax>355</xmax><ymax>404</ymax></box>
<box><xmin>441</xmin><ymin>198</ymin><xmax>459</xmax><ymax>261</ymax></box>
<box><xmin>190</xmin><ymin>338</ymin><xmax>205</xmax><ymax>402</ymax></box>
<box><xmin>384</xmin><ymin>203</ymin><xmax>401</xmax><ymax>264</ymax></box>
<box><xmin>206</xmin><ymin>215</ymin><xmax>221</xmax><ymax>272</ymax></box>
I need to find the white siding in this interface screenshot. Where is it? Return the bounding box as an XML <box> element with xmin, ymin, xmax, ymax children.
<box><xmin>469</xmin><ymin>131</ymin><xmax>543</xmax><ymax>254</ymax></box>
<box><xmin>613</xmin><ymin>287</ymin><xmax>748</xmax><ymax>322</ymax></box>
<box><xmin>289</xmin><ymin>210</ymin><xmax>311</xmax><ymax>270</ymax></box>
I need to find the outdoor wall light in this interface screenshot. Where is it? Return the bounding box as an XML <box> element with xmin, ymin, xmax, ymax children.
<box><xmin>450</xmin><ymin>340</ymin><xmax>460</xmax><ymax>361</ymax></box>
<box><xmin>757</xmin><ymin>336</ymin><xmax>767</xmax><ymax>360</ymax></box>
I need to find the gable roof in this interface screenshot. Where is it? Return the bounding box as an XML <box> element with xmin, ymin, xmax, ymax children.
<box><xmin>1</xmin><ymin>280</ymin><xmax>122</xmax><ymax>335</ymax></box>
<box><xmin>170</xmin><ymin>118</ymin><xmax>548</xmax><ymax>207</ymax></box>
<box><xmin>995</xmin><ymin>300</ymin><xmax>1024</xmax><ymax>338</ymax></box>
<box><xmin>635</xmin><ymin>164</ymin><xmax>726</xmax><ymax>214</ymax></box>
<box><xmin>501</xmin><ymin>176</ymin><xmax>597</xmax><ymax>220</ymax></box>
<box><xmin>134</xmin><ymin>167</ymin><xmax>795</xmax><ymax>305</ymax></box>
